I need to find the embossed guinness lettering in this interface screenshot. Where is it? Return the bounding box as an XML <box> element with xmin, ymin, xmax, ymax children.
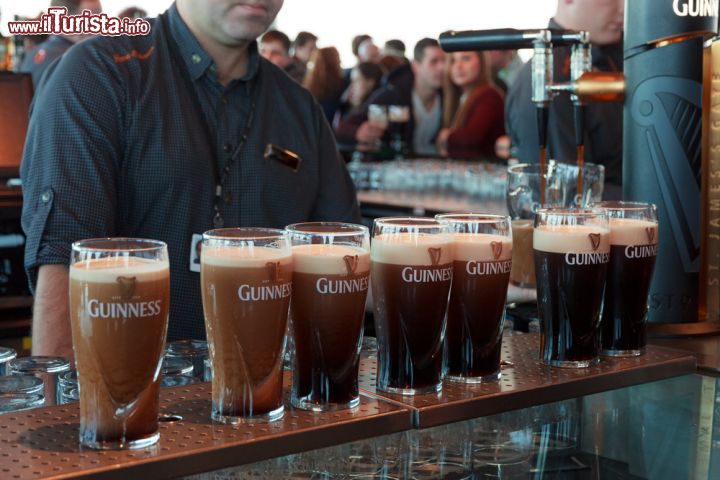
<box><xmin>86</xmin><ymin>298</ymin><xmax>162</xmax><ymax>318</ymax></box>
<box><xmin>466</xmin><ymin>260</ymin><xmax>512</xmax><ymax>275</ymax></box>
<box><xmin>565</xmin><ymin>252</ymin><xmax>610</xmax><ymax>265</ymax></box>
<box><xmin>624</xmin><ymin>244</ymin><xmax>658</xmax><ymax>259</ymax></box>
<box><xmin>316</xmin><ymin>276</ymin><xmax>369</xmax><ymax>294</ymax></box>
<box><xmin>237</xmin><ymin>283</ymin><xmax>292</xmax><ymax>301</ymax></box>
<box><xmin>401</xmin><ymin>266</ymin><xmax>453</xmax><ymax>283</ymax></box>
<box><xmin>673</xmin><ymin>0</ymin><xmax>718</xmax><ymax>17</ymax></box>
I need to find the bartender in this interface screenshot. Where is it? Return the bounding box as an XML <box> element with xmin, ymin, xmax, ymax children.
<box><xmin>20</xmin><ymin>0</ymin><xmax>359</xmax><ymax>360</ymax></box>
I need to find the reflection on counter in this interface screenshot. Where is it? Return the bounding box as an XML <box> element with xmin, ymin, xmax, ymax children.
<box><xmin>184</xmin><ymin>375</ymin><xmax>719</xmax><ymax>479</ymax></box>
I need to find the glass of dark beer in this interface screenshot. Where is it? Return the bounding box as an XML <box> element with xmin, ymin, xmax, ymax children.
<box><xmin>371</xmin><ymin>217</ymin><xmax>453</xmax><ymax>394</ymax></box>
<box><xmin>436</xmin><ymin>214</ymin><xmax>513</xmax><ymax>382</ymax></box>
<box><xmin>595</xmin><ymin>201</ymin><xmax>658</xmax><ymax>356</ymax></box>
<box><xmin>69</xmin><ymin>238</ymin><xmax>170</xmax><ymax>449</ymax></box>
<box><xmin>285</xmin><ymin>222</ymin><xmax>370</xmax><ymax>411</ymax></box>
<box><xmin>533</xmin><ymin>209</ymin><xmax>610</xmax><ymax>368</ymax></box>
<box><xmin>201</xmin><ymin>228</ymin><xmax>292</xmax><ymax>423</ymax></box>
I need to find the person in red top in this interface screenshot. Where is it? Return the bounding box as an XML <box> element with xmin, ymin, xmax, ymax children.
<box><xmin>437</xmin><ymin>51</ymin><xmax>505</xmax><ymax>160</ymax></box>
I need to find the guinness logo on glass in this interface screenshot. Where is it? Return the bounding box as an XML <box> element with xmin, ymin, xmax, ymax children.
<box><xmin>265</xmin><ymin>261</ymin><xmax>280</xmax><ymax>282</ymax></box>
<box><xmin>588</xmin><ymin>233</ymin><xmax>601</xmax><ymax>251</ymax></box>
<box><xmin>428</xmin><ymin>247</ymin><xmax>442</xmax><ymax>266</ymax></box>
<box><xmin>343</xmin><ymin>255</ymin><xmax>359</xmax><ymax>276</ymax></box>
<box><xmin>116</xmin><ymin>276</ymin><xmax>136</xmax><ymax>300</ymax></box>
<box><xmin>491</xmin><ymin>241</ymin><xmax>503</xmax><ymax>260</ymax></box>
<box><xmin>645</xmin><ymin>227</ymin><xmax>655</xmax><ymax>244</ymax></box>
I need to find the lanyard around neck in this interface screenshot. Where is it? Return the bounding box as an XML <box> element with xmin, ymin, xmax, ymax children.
<box><xmin>160</xmin><ymin>13</ymin><xmax>257</xmax><ymax>228</ymax></box>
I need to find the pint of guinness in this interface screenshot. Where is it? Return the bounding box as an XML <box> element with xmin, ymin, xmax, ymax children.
<box><xmin>201</xmin><ymin>229</ymin><xmax>292</xmax><ymax>424</ymax></box>
<box><xmin>286</xmin><ymin>223</ymin><xmax>370</xmax><ymax>411</ymax></box>
<box><xmin>534</xmin><ymin>209</ymin><xmax>610</xmax><ymax>368</ymax></box>
<box><xmin>595</xmin><ymin>202</ymin><xmax>659</xmax><ymax>356</ymax></box>
<box><xmin>371</xmin><ymin>218</ymin><xmax>453</xmax><ymax>395</ymax></box>
<box><xmin>69</xmin><ymin>238</ymin><xmax>170</xmax><ymax>449</ymax></box>
<box><xmin>436</xmin><ymin>214</ymin><xmax>512</xmax><ymax>382</ymax></box>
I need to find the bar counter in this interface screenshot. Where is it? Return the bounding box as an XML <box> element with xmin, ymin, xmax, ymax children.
<box><xmin>0</xmin><ymin>332</ymin><xmax>705</xmax><ymax>479</ymax></box>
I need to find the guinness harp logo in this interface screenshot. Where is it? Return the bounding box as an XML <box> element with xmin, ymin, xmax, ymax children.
<box><xmin>588</xmin><ymin>233</ymin><xmax>601</xmax><ymax>251</ymax></box>
<box><xmin>646</xmin><ymin>227</ymin><xmax>656</xmax><ymax>244</ymax></box>
<box><xmin>428</xmin><ymin>247</ymin><xmax>442</xmax><ymax>266</ymax></box>
<box><xmin>490</xmin><ymin>241</ymin><xmax>503</xmax><ymax>260</ymax></box>
<box><xmin>343</xmin><ymin>255</ymin><xmax>359</xmax><ymax>276</ymax></box>
<box><xmin>266</xmin><ymin>261</ymin><xmax>280</xmax><ymax>282</ymax></box>
<box><xmin>116</xmin><ymin>276</ymin><xmax>137</xmax><ymax>300</ymax></box>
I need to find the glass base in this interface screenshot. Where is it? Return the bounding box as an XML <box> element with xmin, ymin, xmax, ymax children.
<box><xmin>211</xmin><ymin>404</ymin><xmax>284</xmax><ymax>424</ymax></box>
<box><xmin>291</xmin><ymin>395</ymin><xmax>360</xmax><ymax>412</ymax></box>
<box><xmin>543</xmin><ymin>356</ymin><xmax>600</xmax><ymax>369</ymax></box>
<box><xmin>446</xmin><ymin>371</ymin><xmax>501</xmax><ymax>384</ymax></box>
<box><xmin>378</xmin><ymin>382</ymin><xmax>442</xmax><ymax>396</ymax></box>
<box><xmin>81</xmin><ymin>430</ymin><xmax>159</xmax><ymax>450</ymax></box>
<box><xmin>601</xmin><ymin>348</ymin><xmax>644</xmax><ymax>357</ymax></box>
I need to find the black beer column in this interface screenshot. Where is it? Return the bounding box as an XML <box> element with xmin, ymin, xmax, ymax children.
<box><xmin>622</xmin><ymin>0</ymin><xmax>718</xmax><ymax>324</ymax></box>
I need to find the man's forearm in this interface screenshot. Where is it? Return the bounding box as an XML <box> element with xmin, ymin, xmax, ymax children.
<box><xmin>31</xmin><ymin>264</ymin><xmax>73</xmax><ymax>361</ymax></box>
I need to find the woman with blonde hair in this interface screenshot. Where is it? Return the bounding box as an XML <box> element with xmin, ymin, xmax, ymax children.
<box><xmin>436</xmin><ymin>51</ymin><xmax>505</xmax><ymax>159</ymax></box>
<box><xmin>303</xmin><ymin>46</ymin><xmax>346</xmax><ymax>123</ymax></box>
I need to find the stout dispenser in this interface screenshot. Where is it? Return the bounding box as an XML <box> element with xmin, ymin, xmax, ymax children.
<box><xmin>623</xmin><ymin>0</ymin><xmax>719</xmax><ymax>333</ymax></box>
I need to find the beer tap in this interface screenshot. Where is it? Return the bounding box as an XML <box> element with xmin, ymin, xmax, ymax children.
<box><xmin>439</xmin><ymin>28</ymin><xmax>625</xmax><ymax>203</ymax></box>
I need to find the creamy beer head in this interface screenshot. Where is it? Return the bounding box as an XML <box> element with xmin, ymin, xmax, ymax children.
<box><xmin>371</xmin><ymin>233</ymin><xmax>452</xmax><ymax>265</ymax></box>
<box><xmin>533</xmin><ymin>225</ymin><xmax>610</xmax><ymax>254</ymax></box>
<box><xmin>201</xmin><ymin>245</ymin><xmax>292</xmax><ymax>267</ymax></box>
<box><xmin>70</xmin><ymin>256</ymin><xmax>168</xmax><ymax>282</ymax></box>
<box><xmin>292</xmin><ymin>244</ymin><xmax>370</xmax><ymax>274</ymax></box>
<box><xmin>451</xmin><ymin>233</ymin><xmax>512</xmax><ymax>262</ymax></box>
<box><xmin>609</xmin><ymin>218</ymin><xmax>659</xmax><ymax>246</ymax></box>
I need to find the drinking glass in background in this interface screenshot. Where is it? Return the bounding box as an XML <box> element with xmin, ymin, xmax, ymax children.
<box><xmin>0</xmin><ymin>347</ymin><xmax>17</xmax><ymax>375</ymax></box>
<box><xmin>9</xmin><ymin>356</ymin><xmax>71</xmax><ymax>406</ymax></box>
<box><xmin>507</xmin><ymin>162</ymin><xmax>604</xmax><ymax>289</ymax></box>
<box><xmin>201</xmin><ymin>228</ymin><xmax>292</xmax><ymax>424</ymax></box>
<box><xmin>367</xmin><ymin>104</ymin><xmax>389</xmax><ymax>150</ymax></box>
<box><xmin>160</xmin><ymin>357</ymin><xmax>198</xmax><ymax>387</ymax></box>
<box><xmin>594</xmin><ymin>202</ymin><xmax>659</xmax><ymax>357</ymax></box>
<box><xmin>388</xmin><ymin>105</ymin><xmax>410</xmax><ymax>158</ymax></box>
<box><xmin>534</xmin><ymin>209</ymin><xmax>610</xmax><ymax>368</ymax></box>
<box><xmin>436</xmin><ymin>214</ymin><xmax>512</xmax><ymax>383</ymax></box>
<box><xmin>57</xmin><ymin>370</ymin><xmax>78</xmax><ymax>404</ymax></box>
<box><xmin>371</xmin><ymin>217</ymin><xmax>453</xmax><ymax>395</ymax></box>
<box><xmin>286</xmin><ymin>222</ymin><xmax>370</xmax><ymax>411</ymax></box>
<box><xmin>0</xmin><ymin>376</ymin><xmax>45</xmax><ymax>410</ymax></box>
<box><xmin>69</xmin><ymin>238</ymin><xmax>170</xmax><ymax>449</ymax></box>
<box><xmin>165</xmin><ymin>339</ymin><xmax>208</xmax><ymax>380</ymax></box>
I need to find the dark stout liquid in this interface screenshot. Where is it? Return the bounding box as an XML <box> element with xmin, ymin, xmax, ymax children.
<box><xmin>291</xmin><ymin>270</ymin><xmax>369</xmax><ymax>406</ymax></box>
<box><xmin>372</xmin><ymin>262</ymin><xmax>452</xmax><ymax>391</ymax></box>
<box><xmin>446</xmin><ymin>235</ymin><xmax>512</xmax><ymax>379</ymax></box>
<box><xmin>202</xmin><ymin>249</ymin><xmax>292</xmax><ymax>419</ymax></box>
<box><xmin>535</xmin><ymin>251</ymin><xmax>608</xmax><ymax>363</ymax></box>
<box><xmin>601</xmin><ymin>220</ymin><xmax>658</xmax><ymax>353</ymax></box>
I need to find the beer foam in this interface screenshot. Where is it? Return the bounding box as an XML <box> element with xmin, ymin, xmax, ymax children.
<box><xmin>201</xmin><ymin>246</ymin><xmax>292</xmax><ymax>268</ymax></box>
<box><xmin>609</xmin><ymin>218</ymin><xmax>658</xmax><ymax>246</ymax></box>
<box><xmin>451</xmin><ymin>233</ymin><xmax>512</xmax><ymax>262</ymax></box>
<box><xmin>533</xmin><ymin>225</ymin><xmax>610</xmax><ymax>254</ymax></box>
<box><xmin>292</xmin><ymin>244</ymin><xmax>370</xmax><ymax>275</ymax></box>
<box><xmin>70</xmin><ymin>256</ymin><xmax>168</xmax><ymax>283</ymax></box>
<box><xmin>371</xmin><ymin>233</ymin><xmax>453</xmax><ymax>266</ymax></box>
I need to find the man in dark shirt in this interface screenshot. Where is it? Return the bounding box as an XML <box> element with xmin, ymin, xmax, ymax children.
<box><xmin>505</xmin><ymin>0</ymin><xmax>624</xmax><ymax>196</ymax></box>
<box><xmin>19</xmin><ymin>0</ymin><xmax>102</xmax><ymax>88</ymax></box>
<box><xmin>21</xmin><ymin>0</ymin><xmax>360</xmax><ymax>359</ymax></box>
<box><xmin>335</xmin><ymin>38</ymin><xmax>446</xmax><ymax>156</ymax></box>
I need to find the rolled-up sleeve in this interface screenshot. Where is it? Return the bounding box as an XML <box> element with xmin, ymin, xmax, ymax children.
<box><xmin>20</xmin><ymin>42</ymin><xmax>124</xmax><ymax>289</ymax></box>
